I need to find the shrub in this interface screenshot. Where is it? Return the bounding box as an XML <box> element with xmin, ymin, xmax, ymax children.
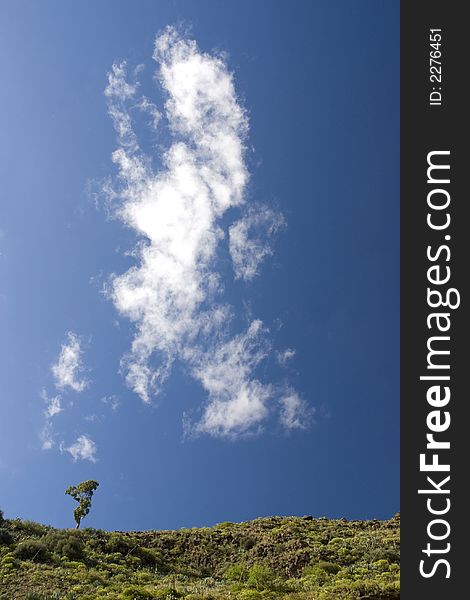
<box><xmin>105</xmin><ymin>551</ymin><xmax>124</xmax><ymax>564</ymax></box>
<box><xmin>373</xmin><ymin>559</ymin><xmax>391</xmax><ymax>572</ymax></box>
<box><xmin>217</xmin><ymin>521</ymin><xmax>234</xmax><ymax>529</ymax></box>
<box><xmin>154</xmin><ymin>589</ymin><xmax>184</xmax><ymax>599</ymax></box>
<box><xmin>24</xmin><ymin>594</ymin><xmax>60</xmax><ymax>600</ymax></box>
<box><xmin>236</xmin><ymin>590</ymin><xmax>263</xmax><ymax>600</ymax></box>
<box><xmin>44</xmin><ymin>530</ymin><xmax>85</xmax><ymax>560</ymax></box>
<box><xmin>119</xmin><ymin>586</ymin><xmax>157</xmax><ymax>599</ymax></box>
<box><xmin>317</xmin><ymin>561</ymin><xmax>341</xmax><ymax>574</ymax></box>
<box><xmin>106</xmin><ymin>532</ymin><xmax>136</xmax><ymax>555</ymax></box>
<box><xmin>247</xmin><ymin>564</ymin><xmax>277</xmax><ymax>591</ymax></box>
<box><xmin>240</xmin><ymin>536</ymin><xmax>256</xmax><ymax>550</ymax></box>
<box><xmin>225</xmin><ymin>562</ymin><xmax>249</xmax><ymax>582</ymax></box>
<box><xmin>136</xmin><ymin>545</ymin><xmax>161</xmax><ymax>568</ymax></box>
<box><xmin>302</xmin><ymin>565</ymin><xmax>330</xmax><ymax>587</ymax></box>
<box><xmin>13</xmin><ymin>539</ymin><xmax>50</xmax><ymax>563</ymax></box>
<box><xmin>366</xmin><ymin>545</ymin><xmax>400</xmax><ymax>563</ymax></box>
<box><xmin>24</xmin><ymin>520</ymin><xmax>48</xmax><ymax>536</ymax></box>
<box><xmin>135</xmin><ymin>570</ymin><xmax>153</xmax><ymax>584</ymax></box>
<box><xmin>10</xmin><ymin>519</ymin><xmax>48</xmax><ymax>537</ymax></box>
<box><xmin>0</xmin><ymin>527</ymin><xmax>13</xmax><ymax>546</ymax></box>
<box><xmin>1</xmin><ymin>553</ymin><xmax>18</xmax><ymax>571</ymax></box>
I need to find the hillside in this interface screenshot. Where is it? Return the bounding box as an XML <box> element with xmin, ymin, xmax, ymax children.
<box><xmin>0</xmin><ymin>512</ymin><xmax>400</xmax><ymax>600</ymax></box>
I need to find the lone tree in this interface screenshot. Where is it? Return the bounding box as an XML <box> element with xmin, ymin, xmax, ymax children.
<box><xmin>65</xmin><ymin>480</ymin><xmax>99</xmax><ymax>529</ymax></box>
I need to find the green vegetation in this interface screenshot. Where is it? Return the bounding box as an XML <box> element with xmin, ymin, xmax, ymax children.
<box><xmin>0</xmin><ymin>512</ymin><xmax>400</xmax><ymax>599</ymax></box>
<box><xmin>65</xmin><ymin>481</ymin><xmax>100</xmax><ymax>529</ymax></box>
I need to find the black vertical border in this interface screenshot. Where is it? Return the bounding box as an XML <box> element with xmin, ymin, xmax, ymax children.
<box><xmin>401</xmin><ymin>2</ymin><xmax>467</xmax><ymax>598</ymax></box>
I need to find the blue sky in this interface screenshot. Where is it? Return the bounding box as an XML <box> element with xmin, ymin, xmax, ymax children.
<box><xmin>0</xmin><ymin>1</ymin><xmax>399</xmax><ymax>531</ymax></box>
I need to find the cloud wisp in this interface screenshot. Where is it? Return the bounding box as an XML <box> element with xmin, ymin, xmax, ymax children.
<box><xmin>279</xmin><ymin>391</ymin><xmax>314</xmax><ymax>431</ymax></box>
<box><xmin>276</xmin><ymin>348</ymin><xmax>296</xmax><ymax>367</ymax></box>
<box><xmin>51</xmin><ymin>332</ymin><xmax>88</xmax><ymax>392</ymax></box>
<box><xmin>40</xmin><ymin>334</ymin><xmax>97</xmax><ymax>461</ymax></box>
<box><xmin>104</xmin><ymin>27</ymin><xmax>310</xmax><ymax>438</ymax></box>
<box><xmin>40</xmin><ymin>389</ymin><xmax>63</xmax><ymax>450</ymax></box>
<box><xmin>40</xmin><ymin>421</ymin><xmax>55</xmax><ymax>451</ymax></box>
<box><xmin>63</xmin><ymin>434</ymin><xmax>97</xmax><ymax>463</ymax></box>
<box><xmin>229</xmin><ymin>206</ymin><xmax>286</xmax><ymax>281</ymax></box>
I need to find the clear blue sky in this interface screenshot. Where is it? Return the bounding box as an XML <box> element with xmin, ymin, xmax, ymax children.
<box><xmin>0</xmin><ymin>0</ymin><xmax>399</xmax><ymax>531</ymax></box>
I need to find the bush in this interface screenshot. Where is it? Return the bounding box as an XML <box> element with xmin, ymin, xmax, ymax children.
<box><xmin>317</xmin><ymin>561</ymin><xmax>341</xmax><ymax>574</ymax></box>
<box><xmin>237</xmin><ymin>591</ymin><xmax>263</xmax><ymax>600</ymax></box>
<box><xmin>104</xmin><ymin>535</ymin><xmax>160</xmax><ymax>568</ymax></box>
<box><xmin>13</xmin><ymin>539</ymin><xmax>50</xmax><ymax>563</ymax></box>
<box><xmin>302</xmin><ymin>565</ymin><xmax>330</xmax><ymax>587</ymax></box>
<box><xmin>10</xmin><ymin>519</ymin><xmax>48</xmax><ymax>537</ymax></box>
<box><xmin>373</xmin><ymin>558</ymin><xmax>391</xmax><ymax>572</ymax></box>
<box><xmin>136</xmin><ymin>545</ymin><xmax>161</xmax><ymax>568</ymax></box>
<box><xmin>225</xmin><ymin>562</ymin><xmax>249</xmax><ymax>582</ymax></box>
<box><xmin>0</xmin><ymin>527</ymin><xmax>13</xmax><ymax>546</ymax></box>
<box><xmin>247</xmin><ymin>564</ymin><xmax>277</xmax><ymax>591</ymax></box>
<box><xmin>106</xmin><ymin>532</ymin><xmax>134</xmax><ymax>555</ymax></box>
<box><xmin>44</xmin><ymin>530</ymin><xmax>85</xmax><ymax>560</ymax></box>
<box><xmin>240</xmin><ymin>536</ymin><xmax>256</xmax><ymax>550</ymax></box>
<box><xmin>366</xmin><ymin>545</ymin><xmax>400</xmax><ymax>563</ymax></box>
<box><xmin>154</xmin><ymin>589</ymin><xmax>184</xmax><ymax>599</ymax></box>
<box><xmin>24</xmin><ymin>594</ymin><xmax>60</xmax><ymax>600</ymax></box>
<box><xmin>120</xmin><ymin>586</ymin><xmax>184</xmax><ymax>600</ymax></box>
<box><xmin>1</xmin><ymin>553</ymin><xmax>18</xmax><ymax>571</ymax></box>
<box><xmin>119</xmin><ymin>586</ymin><xmax>157</xmax><ymax>599</ymax></box>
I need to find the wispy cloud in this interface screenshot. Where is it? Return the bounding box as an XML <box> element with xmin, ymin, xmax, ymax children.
<box><xmin>103</xmin><ymin>27</ymin><xmax>311</xmax><ymax>438</ymax></box>
<box><xmin>276</xmin><ymin>348</ymin><xmax>296</xmax><ymax>366</ymax></box>
<box><xmin>52</xmin><ymin>332</ymin><xmax>88</xmax><ymax>392</ymax></box>
<box><xmin>279</xmin><ymin>391</ymin><xmax>314</xmax><ymax>431</ymax></box>
<box><xmin>40</xmin><ymin>421</ymin><xmax>55</xmax><ymax>450</ymax></box>
<box><xmin>39</xmin><ymin>389</ymin><xmax>63</xmax><ymax>450</ymax></box>
<box><xmin>229</xmin><ymin>206</ymin><xmax>285</xmax><ymax>281</ymax></box>
<box><xmin>188</xmin><ymin>320</ymin><xmax>272</xmax><ymax>438</ymax></box>
<box><xmin>41</xmin><ymin>389</ymin><xmax>63</xmax><ymax>418</ymax></box>
<box><xmin>101</xmin><ymin>395</ymin><xmax>121</xmax><ymax>411</ymax></box>
<box><xmin>137</xmin><ymin>96</ymin><xmax>161</xmax><ymax>130</ymax></box>
<box><xmin>63</xmin><ymin>434</ymin><xmax>97</xmax><ymax>463</ymax></box>
<box><xmin>41</xmin><ymin>332</ymin><xmax>89</xmax><ymax>453</ymax></box>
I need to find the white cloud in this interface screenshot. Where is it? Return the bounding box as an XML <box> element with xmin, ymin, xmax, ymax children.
<box><xmin>229</xmin><ymin>206</ymin><xmax>285</xmax><ymax>281</ymax></box>
<box><xmin>105</xmin><ymin>61</ymin><xmax>138</xmax><ymax>101</ymax></box>
<box><xmin>44</xmin><ymin>394</ymin><xmax>63</xmax><ymax>418</ymax></box>
<box><xmin>105</xmin><ymin>62</ymin><xmax>141</xmax><ymax>154</ymax></box>
<box><xmin>40</xmin><ymin>421</ymin><xmax>55</xmax><ymax>450</ymax></box>
<box><xmin>105</xmin><ymin>28</ymin><xmax>248</xmax><ymax>405</ymax></box>
<box><xmin>51</xmin><ymin>332</ymin><xmax>88</xmax><ymax>392</ymax></box>
<box><xmin>276</xmin><ymin>348</ymin><xmax>296</xmax><ymax>366</ymax></box>
<box><xmin>187</xmin><ymin>320</ymin><xmax>272</xmax><ymax>438</ymax></box>
<box><xmin>137</xmin><ymin>96</ymin><xmax>161</xmax><ymax>130</ymax></box>
<box><xmin>39</xmin><ymin>390</ymin><xmax>63</xmax><ymax>450</ymax></box>
<box><xmin>41</xmin><ymin>388</ymin><xmax>64</xmax><ymax>418</ymax></box>
<box><xmin>64</xmin><ymin>434</ymin><xmax>97</xmax><ymax>463</ymax></box>
<box><xmin>279</xmin><ymin>391</ymin><xmax>314</xmax><ymax>431</ymax></box>
<box><xmin>101</xmin><ymin>395</ymin><xmax>121</xmax><ymax>411</ymax></box>
<box><xmin>85</xmin><ymin>414</ymin><xmax>100</xmax><ymax>423</ymax></box>
<box><xmin>103</xmin><ymin>27</ymin><xmax>310</xmax><ymax>438</ymax></box>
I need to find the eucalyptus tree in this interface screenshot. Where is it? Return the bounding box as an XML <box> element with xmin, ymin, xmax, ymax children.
<box><xmin>65</xmin><ymin>480</ymin><xmax>99</xmax><ymax>529</ymax></box>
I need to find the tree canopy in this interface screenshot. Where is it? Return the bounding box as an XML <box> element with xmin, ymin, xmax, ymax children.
<box><xmin>65</xmin><ymin>480</ymin><xmax>99</xmax><ymax>529</ymax></box>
